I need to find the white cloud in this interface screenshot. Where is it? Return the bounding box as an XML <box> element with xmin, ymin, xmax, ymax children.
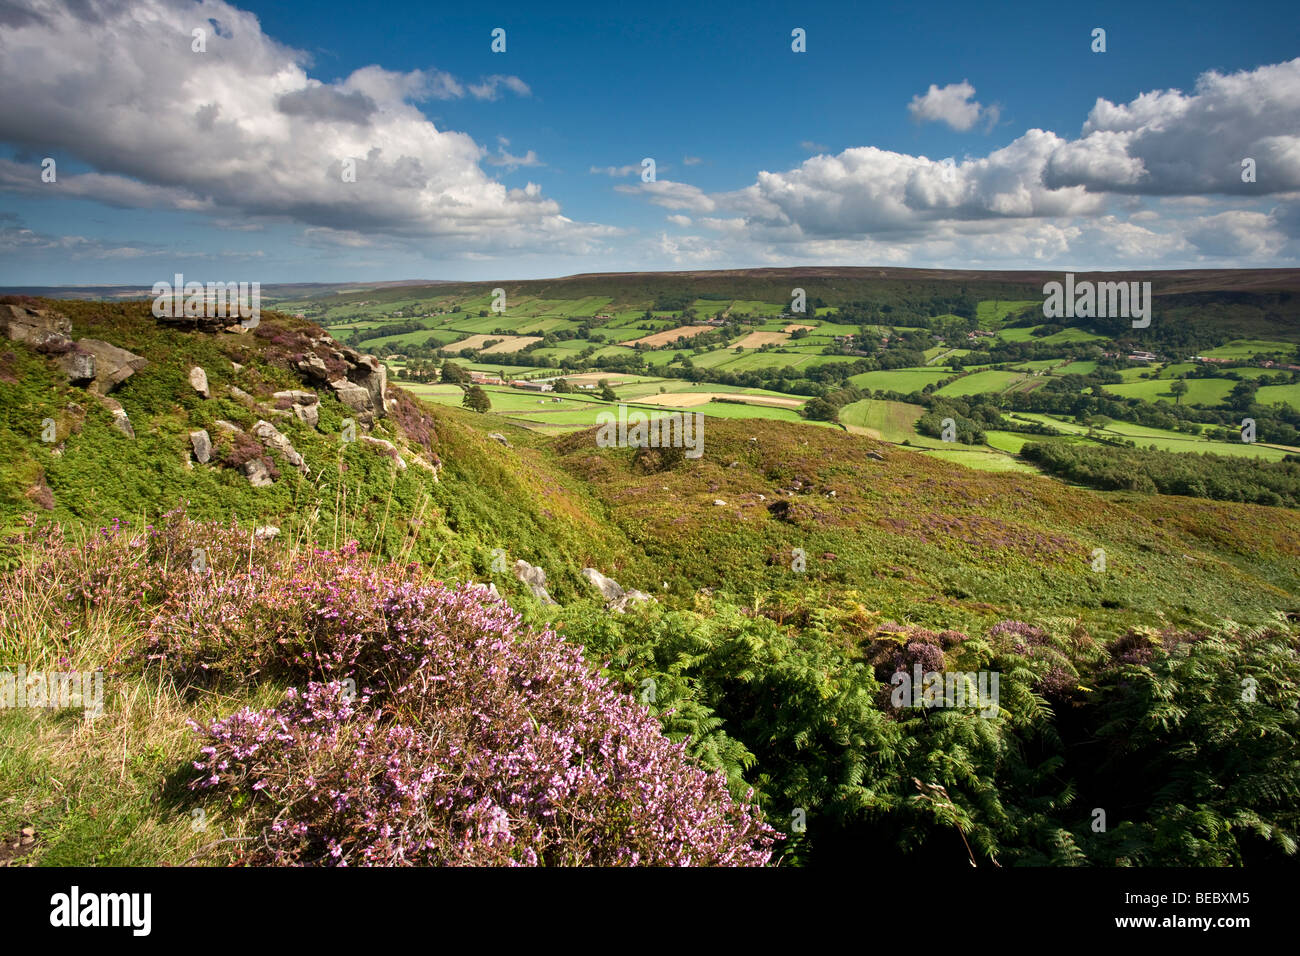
<box><xmin>1046</xmin><ymin>59</ymin><xmax>1300</xmax><ymax>195</ymax></box>
<box><xmin>908</xmin><ymin>81</ymin><xmax>1000</xmax><ymax>132</ymax></box>
<box><xmin>0</xmin><ymin>0</ymin><xmax>597</xmax><ymax>257</ymax></box>
<box><xmin>615</xmin><ymin>179</ymin><xmax>716</xmax><ymax>213</ymax></box>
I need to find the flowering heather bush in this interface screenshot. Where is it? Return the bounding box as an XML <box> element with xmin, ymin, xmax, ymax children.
<box><xmin>987</xmin><ymin>620</ymin><xmax>1078</xmax><ymax>698</ymax></box>
<box><xmin>187</xmin><ymin>572</ymin><xmax>778</xmax><ymax>865</ymax></box>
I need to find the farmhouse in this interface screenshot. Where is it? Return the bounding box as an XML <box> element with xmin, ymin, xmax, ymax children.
<box><xmin>1127</xmin><ymin>350</ymin><xmax>1157</xmax><ymax>363</ymax></box>
<box><xmin>511</xmin><ymin>380</ymin><xmax>553</xmax><ymax>392</ymax></box>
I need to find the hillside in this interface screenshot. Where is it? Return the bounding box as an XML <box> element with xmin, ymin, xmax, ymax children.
<box><xmin>2</xmin><ymin>296</ymin><xmax>1298</xmax><ymax>867</ymax></box>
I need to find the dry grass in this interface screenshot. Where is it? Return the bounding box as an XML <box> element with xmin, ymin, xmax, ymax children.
<box><xmin>619</xmin><ymin>325</ymin><xmax>714</xmax><ymax>347</ymax></box>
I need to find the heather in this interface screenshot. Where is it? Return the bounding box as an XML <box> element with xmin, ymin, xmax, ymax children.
<box><xmin>0</xmin><ymin>511</ymin><xmax>776</xmax><ymax>866</ymax></box>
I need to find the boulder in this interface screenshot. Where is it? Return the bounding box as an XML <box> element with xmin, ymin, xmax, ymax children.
<box><xmin>297</xmin><ymin>353</ymin><xmax>332</xmax><ymax>383</ymax></box>
<box><xmin>487</xmin><ymin>432</ymin><xmax>511</xmax><ymax>447</ymax></box>
<box><xmin>242</xmin><ymin>458</ymin><xmax>274</xmax><ymax>487</ymax></box>
<box><xmin>76</xmin><ymin>338</ymin><xmax>147</xmax><ymax>393</ymax></box>
<box><xmin>581</xmin><ymin>567</ymin><xmax>653</xmax><ymax>613</ymax></box>
<box><xmin>514</xmin><ymin>559</ymin><xmax>557</xmax><ymax>605</ymax></box>
<box><xmin>59</xmin><ymin>349</ymin><xmax>96</xmax><ymax>386</ymax></box>
<box><xmin>273</xmin><ymin>390</ymin><xmax>320</xmax><ymax>428</ymax></box>
<box><xmin>189</xmin><ymin>366</ymin><xmax>210</xmax><ymax>399</ymax></box>
<box><xmin>190</xmin><ymin>429</ymin><xmax>212</xmax><ymax>464</ymax></box>
<box><xmin>0</xmin><ymin>304</ymin><xmax>71</xmax><ymax>347</ymax></box>
<box><xmin>329</xmin><ymin>378</ymin><xmax>376</xmax><ymax>420</ymax></box>
<box><xmin>252</xmin><ymin>420</ymin><xmax>307</xmax><ymax>474</ymax></box>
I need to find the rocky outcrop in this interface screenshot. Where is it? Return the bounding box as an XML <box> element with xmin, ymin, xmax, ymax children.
<box><xmin>488</xmin><ymin>432</ymin><xmax>511</xmax><ymax>447</ymax></box>
<box><xmin>77</xmin><ymin>338</ymin><xmax>147</xmax><ymax>394</ymax></box>
<box><xmin>189</xmin><ymin>366</ymin><xmax>210</xmax><ymax>399</ymax></box>
<box><xmin>190</xmin><ymin>429</ymin><xmax>212</xmax><ymax>464</ymax></box>
<box><xmin>296</xmin><ymin>342</ymin><xmax>387</xmax><ymax>423</ymax></box>
<box><xmin>0</xmin><ymin>304</ymin><xmax>71</xmax><ymax>350</ymax></box>
<box><xmin>1</xmin><ymin>305</ymin><xmax>97</xmax><ymax>386</ymax></box>
<box><xmin>252</xmin><ymin>420</ymin><xmax>308</xmax><ymax>474</ymax></box>
<box><xmin>514</xmin><ymin>560</ymin><xmax>557</xmax><ymax>605</ymax></box>
<box><xmin>581</xmin><ymin>568</ymin><xmax>653</xmax><ymax>613</ymax></box>
<box><xmin>272</xmin><ymin>390</ymin><xmax>320</xmax><ymax>428</ymax></box>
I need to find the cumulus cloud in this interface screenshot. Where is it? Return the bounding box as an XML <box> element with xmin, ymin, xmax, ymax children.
<box><xmin>613</xmin><ymin>59</ymin><xmax>1300</xmax><ymax>267</ymax></box>
<box><xmin>908</xmin><ymin>81</ymin><xmax>1000</xmax><ymax>132</ymax></box>
<box><xmin>1045</xmin><ymin>58</ymin><xmax>1300</xmax><ymax>195</ymax></box>
<box><xmin>0</xmin><ymin>0</ymin><xmax>598</xmax><ymax>256</ymax></box>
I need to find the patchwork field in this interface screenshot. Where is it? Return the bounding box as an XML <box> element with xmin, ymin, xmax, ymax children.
<box><xmin>445</xmin><ymin>334</ymin><xmax>543</xmax><ymax>353</ymax></box>
<box><xmin>732</xmin><ymin>331</ymin><xmax>790</xmax><ymax>348</ymax></box>
<box><xmin>620</xmin><ymin>325</ymin><xmax>714</xmax><ymax>347</ymax></box>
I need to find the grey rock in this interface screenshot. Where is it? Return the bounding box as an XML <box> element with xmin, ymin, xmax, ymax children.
<box><xmin>0</xmin><ymin>304</ymin><xmax>71</xmax><ymax>346</ymax></box>
<box><xmin>190</xmin><ymin>429</ymin><xmax>212</xmax><ymax>464</ymax></box>
<box><xmin>110</xmin><ymin>409</ymin><xmax>135</xmax><ymax>438</ymax></box>
<box><xmin>252</xmin><ymin>419</ymin><xmax>307</xmax><ymax>473</ymax></box>
<box><xmin>273</xmin><ymin>390</ymin><xmax>320</xmax><ymax>428</ymax></box>
<box><xmin>228</xmin><ymin>386</ymin><xmax>257</xmax><ymax>407</ymax></box>
<box><xmin>76</xmin><ymin>338</ymin><xmax>147</xmax><ymax>393</ymax></box>
<box><xmin>513</xmin><ymin>559</ymin><xmax>557</xmax><ymax>605</ymax></box>
<box><xmin>242</xmin><ymin>458</ymin><xmax>274</xmax><ymax>487</ymax></box>
<box><xmin>581</xmin><ymin>567</ymin><xmax>653</xmax><ymax>613</ymax></box>
<box><xmin>487</xmin><ymin>432</ymin><xmax>511</xmax><ymax>447</ymax></box>
<box><xmin>59</xmin><ymin>349</ymin><xmax>96</xmax><ymax>386</ymax></box>
<box><xmin>189</xmin><ymin>366</ymin><xmax>210</xmax><ymax>399</ymax></box>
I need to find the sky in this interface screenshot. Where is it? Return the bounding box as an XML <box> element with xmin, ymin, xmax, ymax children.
<box><xmin>0</xmin><ymin>0</ymin><xmax>1298</xmax><ymax>284</ymax></box>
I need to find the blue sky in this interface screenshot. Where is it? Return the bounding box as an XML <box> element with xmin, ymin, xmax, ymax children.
<box><xmin>0</xmin><ymin>0</ymin><xmax>1297</xmax><ymax>283</ymax></box>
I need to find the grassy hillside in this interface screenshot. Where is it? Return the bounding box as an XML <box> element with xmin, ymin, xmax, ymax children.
<box><xmin>3</xmin><ymin>295</ymin><xmax>1299</xmax><ymax>868</ymax></box>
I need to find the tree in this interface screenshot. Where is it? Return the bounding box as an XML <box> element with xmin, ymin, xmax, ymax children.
<box><xmin>1170</xmin><ymin>378</ymin><xmax>1189</xmax><ymax>404</ymax></box>
<box><xmin>440</xmin><ymin>361</ymin><xmax>470</xmax><ymax>384</ymax></box>
<box><xmin>599</xmin><ymin>380</ymin><xmax>618</xmax><ymax>402</ymax></box>
<box><xmin>462</xmin><ymin>385</ymin><xmax>491</xmax><ymax>413</ymax></box>
<box><xmin>801</xmin><ymin>397</ymin><xmax>839</xmax><ymax>422</ymax></box>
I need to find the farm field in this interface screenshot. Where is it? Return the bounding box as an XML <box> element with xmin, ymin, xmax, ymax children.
<box><xmin>933</xmin><ymin>369</ymin><xmax>1027</xmax><ymax>397</ymax></box>
<box><xmin>1201</xmin><ymin>339</ymin><xmax>1296</xmax><ymax>359</ymax></box>
<box><xmin>838</xmin><ymin>399</ymin><xmax>924</xmax><ymax>441</ymax></box>
<box><xmin>848</xmin><ymin>367</ymin><xmax>953</xmax><ymax>392</ymax></box>
<box><xmin>1257</xmin><ymin>383</ymin><xmax>1300</xmax><ymax>410</ymax></box>
<box><xmin>445</xmin><ymin>334</ymin><xmax>543</xmax><ymax>353</ymax></box>
<box><xmin>620</xmin><ymin>325</ymin><xmax>714</xmax><ymax>347</ymax></box>
<box><xmin>1102</xmin><ymin>377</ymin><xmax>1236</xmax><ymax>406</ymax></box>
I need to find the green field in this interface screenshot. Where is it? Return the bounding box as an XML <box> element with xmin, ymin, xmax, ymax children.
<box><xmin>838</xmin><ymin>399</ymin><xmax>924</xmax><ymax>441</ymax></box>
<box><xmin>1256</xmin><ymin>383</ymin><xmax>1300</xmax><ymax>411</ymax></box>
<box><xmin>847</xmin><ymin>367</ymin><xmax>953</xmax><ymax>392</ymax></box>
<box><xmin>1102</xmin><ymin>377</ymin><xmax>1236</xmax><ymax>406</ymax></box>
<box><xmin>1201</xmin><ymin>339</ymin><xmax>1296</xmax><ymax>360</ymax></box>
<box><xmin>933</xmin><ymin>369</ymin><xmax>1027</xmax><ymax>397</ymax></box>
<box><xmin>976</xmin><ymin>299</ymin><xmax>1040</xmax><ymax>329</ymax></box>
